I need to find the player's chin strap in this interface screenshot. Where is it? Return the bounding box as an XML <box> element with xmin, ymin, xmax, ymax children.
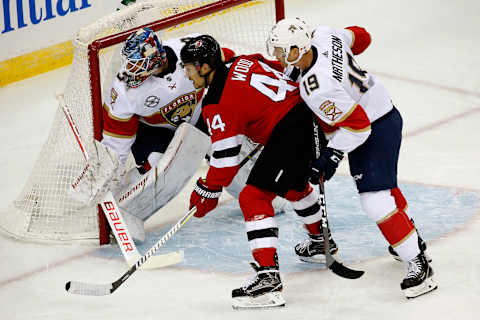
<box><xmin>200</xmin><ymin>68</ymin><xmax>213</xmax><ymax>88</ymax></box>
<box><xmin>285</xmin><ymin>50</ymin><xmax>304</xmax><ymax>66</ymax></box>
<box><xmin>312</xmin><ymin>117</ymin><xmax>365</xmax><ymax>279</ymax></box>
<box><xmin>65</xmin><ymin>142</ymin><xmax>264</xmax><ymax>296</ymax></box>
<box><xmin>200</xmin><ymin>60</ymin><xmax>225</xmax><ymax>88</ymax></box>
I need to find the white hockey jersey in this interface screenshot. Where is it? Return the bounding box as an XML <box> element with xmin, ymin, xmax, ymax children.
<box><xmin>101</xmin><ymin>35</ymin><xmax>204</xmax><ymax>164</ymax></box>
<box><xmin>299</xmin><ymin>26</ymin><xmax>394</xmax><ymax>153</ymax></box>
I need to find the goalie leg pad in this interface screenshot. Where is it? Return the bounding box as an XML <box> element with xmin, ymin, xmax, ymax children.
<box><xmin>115</xmin><ymin>123</ymin><xmax>211</xmax><ymax>221</ymax></box>
<box><xmin>119</xmin><ymin>207</ymin><xmax>146</xmax><ymax>242</ymax></box>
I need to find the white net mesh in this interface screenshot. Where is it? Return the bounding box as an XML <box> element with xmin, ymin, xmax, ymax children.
<box><xmin>0</xmin><ymin>0</ymin><xmax>280</xmax><ymax>244</ymax></box>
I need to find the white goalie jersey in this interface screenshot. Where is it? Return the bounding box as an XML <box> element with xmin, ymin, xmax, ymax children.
<box><xmin>299</xmin><ymin>26</ymin><xmax>394</xmax><ymax>152</ymax></box>
<box><xmin>101</xmin><ymin>35</ymin><xmax>204</xmax><ymax>164</ymax></box>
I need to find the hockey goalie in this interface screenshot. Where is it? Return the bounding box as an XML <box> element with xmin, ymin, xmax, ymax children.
<box><xmin>69</xmin><ymin>28</ymin><xmax>290</xmax><ymax>249</ymax></box>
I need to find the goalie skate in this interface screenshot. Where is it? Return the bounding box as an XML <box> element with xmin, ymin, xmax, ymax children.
<box><xmin>401</xmin><ymin>252</ymin><xmax>437</xmax><ymax>299</ymax></box>
<box><xmin>231</xmin><ymin>260</ymin><xmax>285</xmax><ymax>309</ymax></box>
<box><xmin>295</xmin><ymin>233</ymin><xmax>338</xmax><ymax>263</ymax></box>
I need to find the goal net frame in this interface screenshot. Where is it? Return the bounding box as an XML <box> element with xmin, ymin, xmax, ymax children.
<box><xmin>0</xmin><ymin>0</ymin><xmax>285</xmax><ymax>245</ymax></box>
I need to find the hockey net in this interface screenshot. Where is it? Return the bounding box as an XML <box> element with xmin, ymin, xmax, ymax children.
<box><xmin>0</xmin><ymin>0</ymin><xmax>284</xmax><ymax>244</ymax></box>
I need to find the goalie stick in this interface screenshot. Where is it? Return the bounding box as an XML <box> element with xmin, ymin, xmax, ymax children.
<box><xmin>61</xmin><ymin>98</ymin><xmax>183</xmax><ymax>269</ymax></box>
<box><xmin>65</xmin><ymin>143</ymin><xmax>263</xmax><ymax>296</ymax></box>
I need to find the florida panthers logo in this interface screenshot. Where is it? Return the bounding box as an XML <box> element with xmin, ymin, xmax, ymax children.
<box><xmin>160</xmin><ymin>92</ymin><xmax>197</xmax><ymax>126</ymax></box>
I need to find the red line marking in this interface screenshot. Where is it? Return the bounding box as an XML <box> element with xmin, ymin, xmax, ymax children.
<box><xmin>0</xmin><ymin>251</ymin><xmax>93</xmax><ymax>289</ymax></box>
<box><xmin>372</xmin><ymin>71</ymin><xmax>480</xmax><ymax>138</ymax></box>
<box><xmin>373</xmin><ymin>71</ymin><xmax>480</xmax><ymax>98</ymax></box>
<box><xmin>404</xmin><ymin>106</ymin><xmax>480</xmax><ymax>138</ymax></box>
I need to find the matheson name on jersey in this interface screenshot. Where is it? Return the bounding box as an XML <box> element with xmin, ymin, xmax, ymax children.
<box><xmin>331</xmin><ymin>35</ymin><xmax>344</xmax><ymax>82</ymax></box>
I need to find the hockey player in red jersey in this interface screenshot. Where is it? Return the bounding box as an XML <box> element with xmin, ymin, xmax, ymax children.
<box><xmin>267</xmin><ymin>18</ymin><xmax>437</xmax><ymax>299</ymax></box>
<box><xmin>180</xmin><ymin>35</ymin><xmax>334</xmax><ymax>309</ymax></box>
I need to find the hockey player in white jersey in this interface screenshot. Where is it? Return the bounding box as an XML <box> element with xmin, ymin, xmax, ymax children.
<box><xmin>267</xmin><ymin>18</ymin><xmax>437</xmax><ymax>299</ymax></box>
<box><xmin>101</xmin><ymin>28</ymin><xmax>205</xmax><ymax>170</ymax></box>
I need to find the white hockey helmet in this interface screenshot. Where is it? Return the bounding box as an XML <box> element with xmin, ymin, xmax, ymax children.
<box><xmin>266</xmin><ymin>17</ymin><xmax>312</xmax><ymax>66</ymax></box>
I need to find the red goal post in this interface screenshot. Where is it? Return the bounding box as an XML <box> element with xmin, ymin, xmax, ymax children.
<box><xmin>0</xmin><ymin>0</ymin><xmax>285</xmax><ymax>244</ymax></box>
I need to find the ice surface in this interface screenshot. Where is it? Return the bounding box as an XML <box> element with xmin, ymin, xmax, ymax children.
<box><xmin>1</xmin><ymin>0</ymin><xmax>479</xmax><ymax>319</ymax></box>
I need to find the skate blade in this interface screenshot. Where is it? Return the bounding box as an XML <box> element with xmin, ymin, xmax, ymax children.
<box><xmin>391</xmin><ymin>253</ymin><xmax>432</xmax><ymax>263</ymax></box>
<box><xmin>299</xmin><ymin>251</ymin><xmax>337</xmax><ymax>264</ymax></box>
<box><xmin>232</xmin><ymin>292</ymin><xmax>285</xmax><ymax>309</ymax></box>
<box><xmin>404</xmin><ymin>277</ymin><xmax>438</xmax><ymax>299</ymax></box>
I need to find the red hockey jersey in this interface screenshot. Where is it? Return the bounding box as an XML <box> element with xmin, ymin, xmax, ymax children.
<box><xmin>203</xmin><ymin>55</ymin><xmax>302</xmax><ymax>187</ymax></box>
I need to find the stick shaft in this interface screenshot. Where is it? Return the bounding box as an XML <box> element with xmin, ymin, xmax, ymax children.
<box><xmin>66</xmin><ymin>142</ymin><xmax>263</xmax><ymax>295</ymax></box>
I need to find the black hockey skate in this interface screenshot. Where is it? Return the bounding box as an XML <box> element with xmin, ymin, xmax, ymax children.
<box><xmin>231</xmin><ymin>259</ymin><xmax>285</xmax><ymax>309</ymax></box>
<box><xmin>295</xmin><ymin>233</ymin><xmax>338</xmax><ymax>263</ymax></box>
<box><xmin>401</xmin><ymin>252</ymin><xmax>437</xmax><ymax>299</ymax></box>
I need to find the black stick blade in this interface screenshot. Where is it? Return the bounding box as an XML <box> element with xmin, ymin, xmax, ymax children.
<box><xmin>329</xmin><ymin>261</ymin><xmax>364</xmax><ymax>279</ymax></box>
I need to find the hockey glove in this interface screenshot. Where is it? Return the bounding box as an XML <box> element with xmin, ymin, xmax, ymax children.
<box><xmin>189</xmin><ymin>178</ymin><xmax>222</xmax><ymax>218</ymax></box>
<box><xmin>69</xmin><ymin>141</ymin><xmax>125</xmax><ymax>206</ymax></box>
<box><xmin>310</xmin><ymin>147</ymin><xmax>344</xmax><ymax>183</ymax></box>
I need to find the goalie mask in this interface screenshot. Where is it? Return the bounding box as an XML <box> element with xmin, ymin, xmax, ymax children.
<box><xmin>266</xmin><ymin>17</ymin><xmax>312</xmax><ymax>66</ymax></box>
<box><xmin>121</xmin><ymin>28</ymin><xmax>167</xmax><ymax>88</ymax></box>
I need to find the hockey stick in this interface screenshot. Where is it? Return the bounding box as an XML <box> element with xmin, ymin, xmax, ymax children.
<box><xmin>311</xmin><ymin>116</ymin><xmax>364</xmax><ymax>279</ymax></box>
<box><xmin>65</xmin><ymin>143</ymin><xmax>263</xmax><ymax>296</ymax></box>
<box><xmin>61</xmin><ymin>98</ymin><xmax>182</xmax><ymax>269</ymax></box>
<box><xmin>318</xmin><ymin>177</ymin><xmax>364</xmax><ymax>279</ymax></box>
<box><xmin>66</xmin><ymin>206</ymin><xmax>197</xmax><ymax>296</ymax></box>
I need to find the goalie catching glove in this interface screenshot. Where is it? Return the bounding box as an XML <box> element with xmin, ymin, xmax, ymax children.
<box><xmin>189</xmin><ymin>178</ymin><xmax>222</xmax><ymax>218</ymax></box>
<box><xmin>310</xmin><ymin>147</ymin><xmax>344</xmax><ymax>183</ymax></box>
<box><xmin>69</xmin><ymin>141</ymin><xmax>125</xmax><ymax>206</ymax></box>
